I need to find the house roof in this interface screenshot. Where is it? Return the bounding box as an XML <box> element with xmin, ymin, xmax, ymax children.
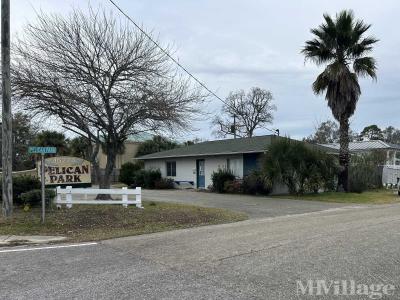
<box><xmin>137</xmin><ymin>135</ymin><xmax>337</xmax><ymax>160</ymax></box>
<box><xmin>320</xmin><ymin>140</ymin><xmax>400</xmax><ymax>152</ymax></box>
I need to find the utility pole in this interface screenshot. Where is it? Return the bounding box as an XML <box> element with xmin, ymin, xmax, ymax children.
<box><xmin>2</xmin><ymin>0</ymin><xmax>13</xmax><ymax>217</ymax></box>
<box><xmin>232</xmin><ymin>114</ymin><xmax>237</xmax><ymax>139</ymax></box>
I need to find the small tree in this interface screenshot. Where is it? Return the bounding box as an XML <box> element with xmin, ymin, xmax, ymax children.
<box><xmin>136</xmin><ymin>136</ymin><xmax>179</xmax><ymax>157</ymax></box>
<box><xmin>13</xmin><ymin>8</ymin><xmax>205</xmax><ymax>190</ymax></box>
<box><xmin>360</xmin><ymin>125</ymin><xmax>384</xmax><ymax>141</ymax></box>
<box><xmin>305</xmin><ymin>120</ymin><xmax>340</xmax><ymax>144</ymax></box>
<box><xmin>305</xmin><ymin>119</ymin><xmax>358</xmax><ymax>144</ymax></box>
<box><xmin>0</xmin><ymin>112</ymin><xmax>38</xmax><ymax>170</ymax></box>
<box><xmin>69</xmin><ymin>136</ymin><xmax>91</xmax><ymax>159</ymax></box>
<box><xmin>34</xmin><ymin>131</ymin><xmax>70</xmax><ymax>156</ymax></box>
<box><xmin>212</xmin><ymin>87</ymin><xmax>276</xmax><ymax>138</ymax></box>
<box><xmin>382</xmin><ymin>126</ymin><xmax>400</xmax><ymax>144</ymax></box>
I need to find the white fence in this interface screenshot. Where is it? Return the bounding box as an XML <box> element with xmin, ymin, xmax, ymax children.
<box><xmin>55</xmin><ymin>186</ymin><xmax>142</xmax><ymax>208</ymax></box>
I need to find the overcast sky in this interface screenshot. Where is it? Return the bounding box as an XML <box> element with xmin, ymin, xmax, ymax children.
<box><xmin>10</xmin><ymin>0</ymin><xmax>400</xmax><ymax>141</ymax></box>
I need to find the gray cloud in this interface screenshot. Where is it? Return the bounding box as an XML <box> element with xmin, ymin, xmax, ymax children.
<box><xmin>11</xmin><ymin>0</ymin><xmax>400</xmax><ymax>141</ymax></box>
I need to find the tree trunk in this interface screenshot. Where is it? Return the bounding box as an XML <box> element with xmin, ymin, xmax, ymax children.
<box><xmin>338</xmin><ymin>116</ymin><xmax>350</xmax><ymax>192</ymax></box>
<box><xmin>95</xmin><ymin>145</ymin><xmax>116</xmax><ymax>200</ymax></box>
<box><xmin>87</xmin><ymin>140</ymin><xmax>100</xmax><ymax>184</ymax></box>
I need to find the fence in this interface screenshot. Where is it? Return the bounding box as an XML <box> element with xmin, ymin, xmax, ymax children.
<box><xmin>55</xmin><ymin>186</ymin><xmax>142</xmax><ymax>208</ymax></box>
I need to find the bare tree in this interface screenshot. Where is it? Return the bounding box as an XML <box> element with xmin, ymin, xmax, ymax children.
<box><xmin>304</xmin><ymin>119</ymin><xmax>358</xmax><ymax>144</ymax></box>
<box><xmin>212</xmin><ymin>87</ymin><xmax>276</xmax><ymax>138</ymax></box>
<box><xmin>12</xmin><ymin>8</ymin><xmax>205</xmax><ymax>190</ymax></box>
<box><xmin>304</xmin><ymin>120</ymin><xmax>340</xmax><ymax>144</ymax></box>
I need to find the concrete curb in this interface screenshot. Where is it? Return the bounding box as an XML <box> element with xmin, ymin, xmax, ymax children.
<box><xmin>0</xmin><ymin>235</ymin><xmax>67</xmax><ymax>246</ymax></box>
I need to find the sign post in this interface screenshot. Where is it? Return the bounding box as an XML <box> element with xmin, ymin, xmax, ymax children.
<box><xmin>28</xmin><ymin>146</ymin><xmax>57</xmax><ymax>223</ymax></box>
<box><xmin>40</xmin><ymin>153</ymin><xmax>45</xmax><ymax>223</ymax></box>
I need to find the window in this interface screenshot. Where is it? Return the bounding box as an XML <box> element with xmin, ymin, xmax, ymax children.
<box><xmin>227</xmin><ymin>158</ymin><xmax>240</xmax><ymax>177</ymax></box>
<box><xmin>166</xmin><ymin>161</ymin><xmax>176</xmax><ymax>177</ymax></box>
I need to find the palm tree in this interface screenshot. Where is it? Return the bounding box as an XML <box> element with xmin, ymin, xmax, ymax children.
<box><xmin>302</xmin><ymin>10</ymin><xmax>378</xmax><ymax>191</ymax></box>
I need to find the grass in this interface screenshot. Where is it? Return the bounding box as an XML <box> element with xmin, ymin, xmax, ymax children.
<box><xmin>273</xmin><ymin>189</ymin><xmax>400</xmax><ymax>204</ymax></box>
<box><xmin>0</xmin><ymin>201</ymin><xmax>247</xmax><ymax>242</ymax></box>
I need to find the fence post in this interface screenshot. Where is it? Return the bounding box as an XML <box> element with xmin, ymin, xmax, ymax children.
<box><xmin>135</xmin><ymin>187</ymin><xmax>143</xmax><ymax>208</ymax></box>
<box><xmin>56</xmin><ymin>186</ymin><xmax>62</xmax><ymax>209</ymax></box>
<box><xmin>122</xmin><ymin>187</ymin><xmax>128</xmax><ymax>208</ymax></box>
<box><xmin>66</xmin><ymin>185</ymin><xmax>73</xmax><ymax>209</ymax></box>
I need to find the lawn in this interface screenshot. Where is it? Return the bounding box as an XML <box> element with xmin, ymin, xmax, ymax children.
<box><xmin>273</xmin><ymin>189</ymin><xmax>400</xmax><ymax>204</ymax></box>
<box><xmin>0</xmin><ymin>201</ymin><xmax>247</xmax><ymax>242</ymax></box>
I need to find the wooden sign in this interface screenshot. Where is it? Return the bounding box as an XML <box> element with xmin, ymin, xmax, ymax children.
<box><xmin>38</xmin><ymin>156</ymin><xmax>91</xmax><ymax>185</ymax></box>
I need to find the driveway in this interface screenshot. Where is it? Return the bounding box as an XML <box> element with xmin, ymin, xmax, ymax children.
<box><xmin>142</xmin><ymin>189</ymin><xmax>355</xmax><ymax>219</ymax></box>
<box><xmin>1</xmin><ymin>203</ymin><xmax>400</xmax><ymax>299</ymax></box>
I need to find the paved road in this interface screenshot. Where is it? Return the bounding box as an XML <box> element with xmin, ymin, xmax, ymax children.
<box><xmin>143</xmin><ymin>189</ymin><xmax>353</xmax><ymax>219</ymax></box>
<box><xmin>1</xmin><ymin>203</ymin><xmax>400</xmax><ymax>299</ymax></box>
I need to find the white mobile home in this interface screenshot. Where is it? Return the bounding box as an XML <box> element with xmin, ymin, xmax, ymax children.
<box><xmin>321</xmin><ymin>140</ymin><xmax>400</xmax><ymax>185</ymax></box>
<box><xmin>137</xmin><ymin>135</ymin><xmax>278</xmax><ymax>189</ymax></box>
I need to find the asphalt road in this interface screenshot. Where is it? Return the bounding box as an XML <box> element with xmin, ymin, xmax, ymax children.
<box><xmin>1</xmin><ymin>203</ymin><xmax>400</xmax><ymax>299</ymax></box>
<box><xmin>142</xmin><ymin>189</ymin><xmax>352</xmax><ymax>219</ymax></box>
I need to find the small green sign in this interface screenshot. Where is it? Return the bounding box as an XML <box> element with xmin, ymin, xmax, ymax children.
<box><xmin>28</xmin><ymin>146</ymin><xmax>57</xmax><ymax>154</ymax></box>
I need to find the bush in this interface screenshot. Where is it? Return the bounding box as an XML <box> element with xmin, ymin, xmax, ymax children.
<box><xmin>242</xmin><ymin>171</ymin><xmax>272</xmax><ymax>195</ymax></box>
<box><xmin>0</xmin><ymin>175</ymin><xmax>41</xmax><ymax>206</ymax></box>
<box><xmin>119</xmin><ymin>162</ymin><xmax>143</xmax><ymax>186</ymax></box>
<box><xmin>154</xmin><ymin>178</ymin><xmax>175</xmax><ymax>189</ymax></box>
<box><xmin>130</xmin><ymin>169</ymin><xmax>146</xmax><ymax>188</ymax></box>
<box><xmin>223</xmin><ymin>180</ymin><xmax>243</xmax><ymax>194</ymax></box>
<box><xmin>211</xmin><ymin>168</ymin><xmax>235</xmax><ymax>193</ymax></box>
<box><xmin>20</xmin><ymin>189</ymin><xmax>56</xmax><ymax>207</ymax></box>
<box><xmin>349</xmin><ymin>152</ymin><xmax>383</xmax><ymax>193</ymax></box>
<box><xmin>129</xmin><ymin>169</ymin><xmax>162</xmax><ymax>189</ymax></box>
<box><xmin>263</xmin><ymin>138</ymin><xmax>338</xmax><ymax>195</ymax></box>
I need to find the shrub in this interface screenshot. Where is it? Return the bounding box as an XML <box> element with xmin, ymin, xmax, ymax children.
<box><xmin>119</xmin><ymin>162</ymin><xmax>143</xmax><ymax>185</ymax></box>
<box><xmin>20</xmin><ymin>189</ymin><xmax>56</xmax><ymax>207</ymax></box>
<box><xmin>143</xmin><ymin>169</ymin><xmax>162</xmax><ymax>189</ymax></box>
<box><xmin>223</xmin><ymin>180</ymin><xmax>243</xmax><ymax>194</ymax></box>
<box><xmin>0</xmin><ymin>175</ymin><xmax>41</xmax><ymax>205</ymax></box>
<box><xmin>130</xmin><ymin>169</ymin><xmax>146</xmax><ymax>188</ymax></box>
<box><xmin>129</xmin><ymin>169</ymin><xmax>162</xmax><ymax>189</ymax></box>
<box><xmin>263</xmin><ymin>138</ymin><xmax>338</xmax><ymax>195</ymax></box>
<box><xmin>211</xmin><ymin>168</ymin><xmax>235</xmax><ymax>193</ymax></box>
<box><xmin>242</xmin><ymin>171</ymin><xmax>272</xmax><ymax>195</ymax></box>
<box><xmin>349</xmin><ymin>152</ymin><xmax>383</xmax><ymax>193</ymax></box>
<box><xmin>154</xmin><ymin>178</ymin><xmax>175</xmax><ymax>189</ymax></box>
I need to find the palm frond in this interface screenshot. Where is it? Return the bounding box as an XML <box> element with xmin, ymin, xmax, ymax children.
<box><xmin>325</xmin><ymin>64</ymin><xmax>361</xmax><ymax>120</ymax></box>
<box><xmin>352</xmin><ymin>19</ymin><xmax>371</xmax><ymax>41</ymax></box>
<box><xmin>302</xmin><ymin>39</ymin><xmax>335</xmax><ymax>65</ymax></box>
<box><xmin>303</xmin><ymin>9</ymin><xmax>376</xmax><ymax>121</ymax></box>
<box><xmin>312</xmin><ymin>70</ymin><xmax>330</xmax><ymax>95</ymax></box>
<box><xmin>347</xmin><ymin>36</ymin><xmax>379</xmax><ymax>58</ymax></box>
<box><xmin>335</xmin><ymin>10</ymin><xmax>355</xmax><ymax>49</ymax></box>
<box><xmin>353</xmin><ymin>56</ymin><xmax>377</xmax><ymax>79</ymax></box>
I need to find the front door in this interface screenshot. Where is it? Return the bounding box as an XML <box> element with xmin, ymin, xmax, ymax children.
<box><xmin>196</xmin><ymin>159</ymin><xmax>205</xmax><ymax>188</ymax></box>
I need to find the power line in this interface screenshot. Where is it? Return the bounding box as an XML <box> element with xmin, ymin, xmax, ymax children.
<box><xmin>106</xmin><ymin>0</ymin><xmax>280</xmax><ymax>136</ymax></box>
<box><xmin>107</xmin><ymin>0</ymin><xmax>227</xmax><ymax>105</ymax></box>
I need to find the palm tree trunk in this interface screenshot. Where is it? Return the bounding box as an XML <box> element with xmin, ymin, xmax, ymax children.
<box><xmin>338</xmin><ymin>116</ymin><xmax>350</xmax><ymax>192</ymax></box>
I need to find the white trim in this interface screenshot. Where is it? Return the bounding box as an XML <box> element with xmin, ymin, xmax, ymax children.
<box><xmin>0</xmin><ymin>242</ymin><xmax>97</xmax><ymax>253</ymax></box>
